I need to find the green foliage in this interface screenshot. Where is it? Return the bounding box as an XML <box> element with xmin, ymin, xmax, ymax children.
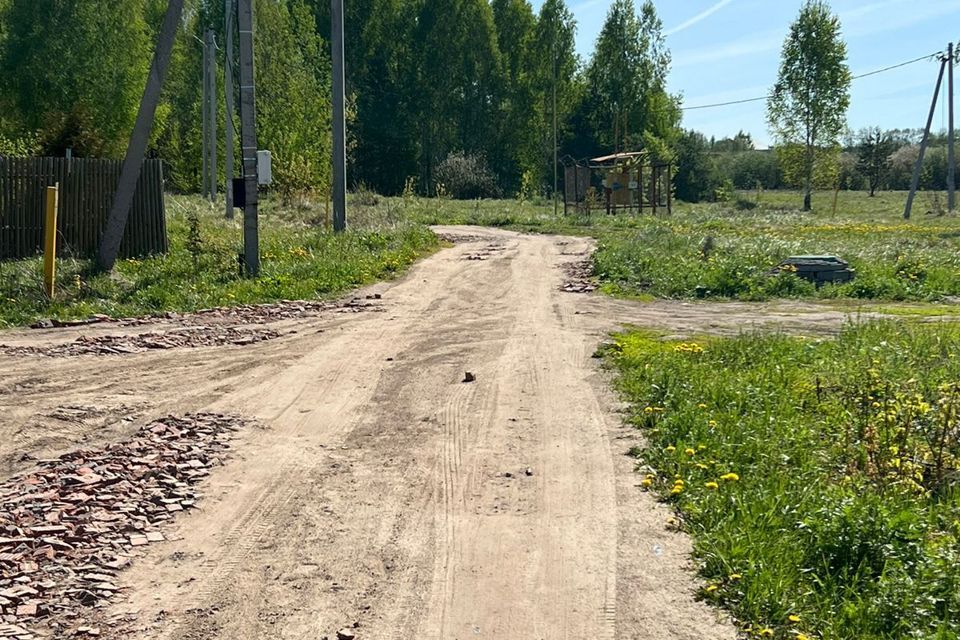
<box><xmin>0</xmin><ymin>196</ymin><xmax>439</xmax><ymax>328</ymax></box>
<box><xmin>0</xmin><ymin>0</ymin><xmax>152</xmax><ymax>157</ymax></box>
<box><xmin>435</xmin><ymin>152</ymin><xmax>503</xmax><ymax>200</ymax></box>
<box><xmin>583</xmin><ymin>0</ymin><xmax>679</xmax><ymax>155</ymax></box>
<box><xmin>592</xmin><ymin>191</ymin><xmax>960</xmax><ymax>302</ymax></box>
<box><xmin>767</xmin><ymin>0</ymin><xmax>851</xmax><ymax>210</ymax></box>
<box><xmin>609</xmin><ymin>322</ymin><xmax>960</xmax><ymax>638</ymax></box>
<box><xmin>856</xmin><ymin>127</ymin><xmax>896</xmax><ymax>196</ymax></box>
<box><xmin>254</xmin><ymin>0</ymin><xmax>332</xmax><ymax>199</ymax></box>
<box><xmin>673</xmin><ymin>130</ymin><xmax>724</xmax><ymax>203</ymax></box>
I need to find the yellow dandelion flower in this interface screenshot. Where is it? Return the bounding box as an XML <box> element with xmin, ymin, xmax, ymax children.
<box><xmin>759</xmin><ymin>629</ymin><xmax>773</xmax><ymax>638</ymax></box>
<box><xmin>705</xmin><ymin>481</ymin><xmax>719</xmax><ymax>490</ymax></box>
<box><xmin>644</xmin><ymin>406</ymin><xmax>654</xmax><ymax>414</ymax></box>
<box><xmin>720</xmin><ymin>472</ymin><xmax>739</xmax><ymax>482</ymax></box>
<box><xmin>728</xmin><ymin>573</ymin><xmax>742</xmax><ymax>581</ymax></box>
<box><xmin>641</xmin><ymin>478</ymin><xmax>653</xmax><ymax>488</ymax></box>
<box><xmin>670</xmin><ymin>485</ymin><xmax>683</xmax><ymax>495</ymax></box>
<box><xmin>796</xmin><ymin>634</ymin><xmax>812</xmax><ymax>640</ymax></box>
<box><xmin>788</xmin><ymin>614</ymin><xmax>801</xmax><ymax>623</ymax></box>
<box><xmin>708</xmin><ymin>420</ymin><xmax>718</xmax><ymax>428</ymax></box>
<box><xmin>697</xmin><ymin>403</ymin><xmax>707</xmax><ymax>409</ymax></box>
<box><xmin>705</xmin><ymin>584</ymin><xmax>718</xmax><ymax>593</ymax></box>
<box><xmin>684</xmin><ymin>448</ymin><xmax>696</xmax><ymax>456</ymax></box>
<box><xmin>665</xmin><ymin>445</ymin><xmax>676</xmax><ymax>453</ymax></box>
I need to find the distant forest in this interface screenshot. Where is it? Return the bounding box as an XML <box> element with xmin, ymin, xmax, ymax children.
<box><xmin>0</xmin><ymin>0</ymin><xmax>946</xmax><ymax>203</ymax></box>
<box><xmin>0</xmin><ymin>0</ymin><xmax>680</xmax><ymax>199</ymax></box>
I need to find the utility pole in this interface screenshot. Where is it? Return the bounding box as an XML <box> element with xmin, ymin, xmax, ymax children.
<box><xmin>238</xmin><ymin>0</ymin><xmax>260</xmax><ymax>275</ymax></box>
<box><xmin>949</xmin><ymin>42</ymin><xmax>956</xmax><ymax>212</ymax></box>
<box><xmin>905</xmin><ymin>55</ymin><xmax>947</xmax><ymax>219</ymax></box>
<box><xmin>224</xmin><ymin>0</ymin><xmax>236</xmax><ymax>218</ymax></box>
<box><xmin>205</xmin><ymin>29</ymin><xmax>218</xmax><ymax>201</ymax></box>
<box><xmin>331</xmin><ymin>0</ymin><xmax>347</xmax><ymax>232</ymax></box>
<box><xmin>201</xmin><ymin>33</ymin><xmax>209</xmax><ymax>199</ymax></box>
<box><xmin>552</xmin><ymin>34</ymin><xmax>558</xmax><ymax>217</ymax></box>
<box><xmin>98</xmin><ymin>0</ymin><xmax>185</xmax><ymax>272</ymax></box>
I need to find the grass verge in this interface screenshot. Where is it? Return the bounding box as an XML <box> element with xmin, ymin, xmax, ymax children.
<box><xmin>606</xmin><ymin>322</ymin><xmax>960</xmax><ymax>639</ymax></box>
<box><xmin>0</xmin><ymin>196</ymin><xmax>439</xmax><ymax>328</ymax></box>
<box><xmin>392</xmin><ymin>190</ymin><xmax>960</xmax><ymax>302</ymax></box>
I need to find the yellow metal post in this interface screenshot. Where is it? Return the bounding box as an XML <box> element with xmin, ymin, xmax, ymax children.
<box><xmin>43</xmin><ymin>184</ymin><xmax>59</xmax><ymax>298</ymax></box>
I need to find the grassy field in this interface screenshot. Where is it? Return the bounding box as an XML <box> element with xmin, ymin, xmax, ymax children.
<box><xmin>606</xmin><ymin>322</ymin><xmax>960</xmax><ymax>639</ymax></box>
<box><xmin>399</xmin><ymin>189</ymin><xmax>960</xmax><ymax>303</ymax></box>
<box><xmin>0</xmin><ymin>195</ymin><xmax>438</xmax><ymax>328</ymax></box>
<box><xmin>2</xmin><ymin>189</ymin><xmax>959</xmax><ymax>327</ymax></box>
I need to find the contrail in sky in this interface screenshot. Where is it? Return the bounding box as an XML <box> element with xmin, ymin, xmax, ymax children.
<box><xmin>665</xmin><ymin>0</ymin><xmax>736</xmax><ymax>36</ymax></box>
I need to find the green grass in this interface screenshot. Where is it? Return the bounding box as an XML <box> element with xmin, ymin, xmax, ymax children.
<box><xmin>393</xmin><ymin>189</ymin><xmax>960</xmax><ymax>303</ymax></box>
<box><xmin>0</xmin><ymin>195</ymin><xmax>439</xmax><ymax>328</ymax></box>
<box><xmin>607</xmin><ymin>323</ymin><xmax>960</xmax><ymax>640</ymax></box>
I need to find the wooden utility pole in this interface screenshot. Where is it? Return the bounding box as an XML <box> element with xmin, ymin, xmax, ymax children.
<box><xmin>98</xmin><ymin>0</ymin><xmax>185</xmax><ymax>272</ymax></box>
<box><xmin>205</xmin><ymin>29</ymin><xmax>218</xmax><ymax>201</ymax></box>
<box><xmin>331</xmin><ymin>0</ymin><xmax>347</xmax><ymax>232</ymax></box>
<box><xmin>238</xmin><ymin>0</ymin><xmax>260</xmax><ymax>276</ymax></box>
<box><xmin>225</xmin><ymin>0</ymin><xmax>236</xmax><ymax>218</ymax></box>
<box><xmin>949</xmin><ymin>42</ymin><xmax>956</xmax><ymax>212</ymax></box>
<box><xmin>905</xmin><ymin>55</ymin><xmax>947</xmax><ymax>219</ymax></box>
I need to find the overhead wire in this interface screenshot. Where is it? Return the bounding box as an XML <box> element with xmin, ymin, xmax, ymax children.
<box><xmin>681</xmin><ymin>50</ymin><xmax>941</xmax><ymax>111</ymax></box>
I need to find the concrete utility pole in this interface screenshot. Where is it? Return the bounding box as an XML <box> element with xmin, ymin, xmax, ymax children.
<box><xmin>205</xmin><ymin>29</ymin><xmax>218</xmax><ymax>201</ymax></box>
<box><xmin>552</xmin><ymin>35</ymin><xmax>558</xmax><ymax>217</ymax></box>
<box><xmin>201</xmin><ymin>33</ymin><xmax>209</xmax><ymax>199</ymax></box>
<box><xmin>331</xmin><ymin>0</ymin><xmax>347</xmax><ymax>232</ymax></box>
<box><xmin>98</xmin><ymin>0</ymin><xmax>185</xmax><ymax>272</ymax></box>
<box><xmin>225</xmin><ymin>0</ymin><xmax>236</xmax><ymax>218</ymax></box>
<box><xmin>905</xmin><ymin>55</ymin><xmax>947</xmax><ymax>219</ymax></box>
<box><xmin>949</xmin><ymin>42</ymin><xmax>956</xmax><ymax>212</ymax></box>
<box><xmin>238</xmin><ymin>0</ymin><xmax>260</xmax><ymax>276</ymax></box>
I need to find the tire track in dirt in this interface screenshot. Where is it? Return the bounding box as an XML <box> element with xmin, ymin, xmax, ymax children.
<box><xmin>2</xmin><ymin>226</ymin><xmax>912</xmax><ymax>639</ymax></box>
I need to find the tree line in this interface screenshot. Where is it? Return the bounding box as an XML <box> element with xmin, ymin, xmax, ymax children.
<box><xmin>0</xmin><ymin>0</ymin><xmax>679</xmax><ymax>199</ymax></box>
<box><xmin>674</xmin><ymin>127</ymin><xmax>960</xmax><ymax>204</ymax></box>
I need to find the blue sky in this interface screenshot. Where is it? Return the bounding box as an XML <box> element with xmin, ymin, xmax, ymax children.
<box><xmin>537</xmin><ymin>0</ymin><xmax>960</xmax><ymax>147</ymax></box>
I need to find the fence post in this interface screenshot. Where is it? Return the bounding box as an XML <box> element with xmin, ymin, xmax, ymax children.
<box><xmin>44</xmin><ymin>184</ymin><xmax>59</xmax><ymax>298</ymax></box>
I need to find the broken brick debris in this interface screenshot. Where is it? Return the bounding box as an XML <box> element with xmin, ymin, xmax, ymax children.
<box><xmin>2</xmin><ymin>327</ymin><xmax>280</xmax><ymax>358</ymax></box>
<box><xmin>28</xmin><ymin>297</ymin><xmax>382</xmax><ymax>332</ymax></box>
<box><xmin>0</xmin><ymin>413</ymin><xmax>247</xmax><ymax>638</ymax></box>
<box><xmin>560</xmin><ymin>259</ymin><xmax>597</xmax><ymax>293</ymax></box>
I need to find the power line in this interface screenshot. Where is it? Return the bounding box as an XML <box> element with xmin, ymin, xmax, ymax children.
<box><xmin>681</xmin><ymin>50</ymin><xmax>940</xmax><ymax>111</ymax></box>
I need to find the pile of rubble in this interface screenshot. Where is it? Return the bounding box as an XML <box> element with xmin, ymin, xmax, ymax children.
<box><xmin>157</xmin><ymin>297</ymin><xmax>382</xmax><ymax>326</ymax></box>
<box><xmin>462</xmin><ymin>244</ymin><xmax>506</xmax><ymax>261</ymax></box>
<box><xmin>3</xmin><ymin>327</ymin><xmax>281</xmax><ymax>358</ymax></box>
<box><xmin>29</xmin><ymin>297</ymin><xmax>383</xmax><ymax>331</ymax></box>
<box><xmin>434</xmin><ymin>232</ymin><xmax>488</xmax><ymax>245</ymax></box>
<box><xmin>0</xmin><ymin>413</ymin><xmax>247</xmax><ymax>639</ymax></box>
<box><xmin>560</xmin><ymin>259</ymin><xmax>597</xmax><ymax>293</ymax></box>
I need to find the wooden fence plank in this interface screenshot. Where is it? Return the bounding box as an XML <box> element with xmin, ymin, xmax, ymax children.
<box><xmin>0</xmin><ymin>157</ymin><xmax>166</xmax><ymax>260</ymax></box>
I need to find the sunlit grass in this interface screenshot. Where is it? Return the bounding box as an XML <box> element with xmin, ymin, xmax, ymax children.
<box><xmin>608</xmin><ymin>322</ymin><xmax>960</xmax><ymax>639</ymax></box>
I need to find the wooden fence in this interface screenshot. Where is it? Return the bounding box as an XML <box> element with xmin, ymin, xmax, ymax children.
<box><xmin>0</xmin><ymin>157</ymin><xmax>167</xmax><ymax>260</ymax></box>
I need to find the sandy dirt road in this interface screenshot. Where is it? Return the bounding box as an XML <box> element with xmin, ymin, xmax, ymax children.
<box><xmin>0</xmin><ymin>227</ymin><xmax>881</xmax><ymax>639</ymax></box>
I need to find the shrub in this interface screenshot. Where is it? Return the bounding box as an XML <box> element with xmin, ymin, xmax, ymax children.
<box><xmin>434</xmin><ymin>151</ymin><xmax>502</xmax><ymax>200</ymax></box>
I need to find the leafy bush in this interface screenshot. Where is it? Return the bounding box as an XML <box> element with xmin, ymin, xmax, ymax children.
<box><xmin>434</xmin><ymin>151</ymin><xmax>502</xmax><ymax>200</ymax></box>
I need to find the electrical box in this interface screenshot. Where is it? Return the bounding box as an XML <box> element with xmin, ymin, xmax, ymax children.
<box><xmin>256</xmin><ymin>150</ymin><xmax>272</xmax><ymax>185</ymax></box>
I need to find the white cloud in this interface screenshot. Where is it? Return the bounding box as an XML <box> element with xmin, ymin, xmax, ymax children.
<box><xmin>665</xmin><ymin>0</ymin><xmax>737</xmax><ymax>36</ymax></box>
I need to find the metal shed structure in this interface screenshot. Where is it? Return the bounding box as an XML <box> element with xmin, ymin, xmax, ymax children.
<box><xmin>562</xmin><ymin>151</ymin><xmax>672</xmax><ymax>216</ymax></box>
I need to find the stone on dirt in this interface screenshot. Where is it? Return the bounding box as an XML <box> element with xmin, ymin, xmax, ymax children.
<box><xmin>0</xmin><ymin>413</ymin><xmax>249</xmax><ymax>637</ymax></box>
